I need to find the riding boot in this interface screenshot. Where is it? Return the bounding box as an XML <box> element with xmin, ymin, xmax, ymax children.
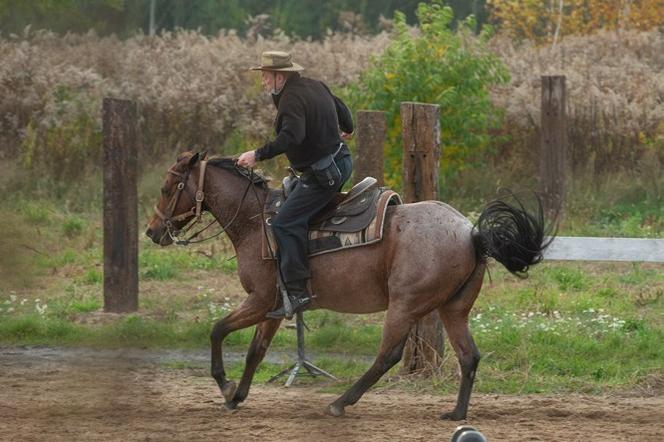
<box><xmin>266</xmin><ymin>279</ymin><xmax>312</xmax><ymax>319</ymax></box>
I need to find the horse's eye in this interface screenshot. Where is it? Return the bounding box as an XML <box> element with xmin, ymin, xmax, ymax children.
<box><xmin>161</xmin><ymin>187</ymin><xmax>169</xmax><ymax>196</ymax></box>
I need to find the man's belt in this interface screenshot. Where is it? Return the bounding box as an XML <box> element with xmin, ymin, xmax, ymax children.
<box><xmin>296</xmin><ymin>143</ymin><xmax>347</xmax><ymax>174</ymax></box>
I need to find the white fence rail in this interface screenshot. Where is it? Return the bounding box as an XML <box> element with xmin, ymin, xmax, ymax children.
<box><xmin>543</xmin><ymin>237</ymin><xmax>664</xmax><ymax>263</ymax></box>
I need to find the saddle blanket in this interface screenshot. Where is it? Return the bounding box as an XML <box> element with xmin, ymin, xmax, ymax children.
<box><xmin>262</xmin><ymin>187</ymin><xmax>402</xmax><ymax>260</ymax></box>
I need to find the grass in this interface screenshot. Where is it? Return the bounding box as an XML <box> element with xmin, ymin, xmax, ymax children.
<box><xmin>442</xmin><ymin>163</ymin><xmax>664</xmax><ymax>238</ymax></box>
<box><xmin>1</xmin><ymin>259</ymin><xmax>660</xmax><ymax>395</ymax></box>
<box><xmin>0</xmin><ymin>165</ymin><xmax>662</xmax><ymax>396</ymax></box>
<box><xmin>465</xmin><ymin>305</ymin><xmax>662</xmax><ymax>394</ymax></box>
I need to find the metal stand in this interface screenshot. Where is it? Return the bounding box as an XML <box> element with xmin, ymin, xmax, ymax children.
<box><xmin>268</xmin><ymin>311</ymin><xmax>337</xmax><ymax>386</ymax></box>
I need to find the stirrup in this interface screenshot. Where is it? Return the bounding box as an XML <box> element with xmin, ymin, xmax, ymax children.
<box><xmin>266</xmin><ymin>295</ymin><xmax>311</xmax><ymax>320</ymax></box>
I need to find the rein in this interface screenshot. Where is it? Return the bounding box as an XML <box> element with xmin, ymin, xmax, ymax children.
<box><xmin>155</xmin><ymin>160</ymin><xmax>256</xmax><ymax>246</ymax></box>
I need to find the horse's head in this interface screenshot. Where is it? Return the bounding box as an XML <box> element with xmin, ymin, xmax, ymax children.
<box><xmin>146</xmin><ymin>151</ymin><xmax>206</xmax><ymax>246</ymax></box>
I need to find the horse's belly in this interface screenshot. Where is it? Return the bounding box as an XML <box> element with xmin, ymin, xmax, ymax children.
<box><xmin>309</xmin><ymin>242</ymin><xmax>390</xmax><ymax>314</ymax></box>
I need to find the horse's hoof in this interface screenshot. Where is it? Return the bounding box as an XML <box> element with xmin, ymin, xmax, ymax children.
<box><xmin>326</xmin><ymin>403</ymin><xmax>345</xmax><ymax>417</ymax></box>
<box><xmin>221</xmin><ymin>381</ymin><xmax>237</xmax><ymax>403</ymax></box>
<box><xmin>222</xmin><ymin>401</ymin><xmax>239</xmax><ymax>413</ymax></box>
<box><xmin>440</xmin><ymin>410</ymin><xmax>465</xmax><ymax>421</ymax></box>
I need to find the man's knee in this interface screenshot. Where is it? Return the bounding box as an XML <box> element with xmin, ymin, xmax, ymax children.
<box><xmin>271</xmin><ymin>213</ymin><xmax>288</xmax><ymax>231</ymax></box>
<box><xmin>272</xmin><ymin>212</ymin><xmax>302</xmax><ymax>234</ymax></box>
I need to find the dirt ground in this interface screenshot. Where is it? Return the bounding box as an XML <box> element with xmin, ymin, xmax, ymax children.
<box><xmin>1</xmin><ymin>347</ymin><xmax>662</xmax><ymax>442</ymax></box>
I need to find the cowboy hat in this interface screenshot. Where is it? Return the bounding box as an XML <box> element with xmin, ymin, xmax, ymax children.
<box><xmin>250</xmin><ymin>51</ymin><xmax>304</xmax><ymax>72</ymax></box>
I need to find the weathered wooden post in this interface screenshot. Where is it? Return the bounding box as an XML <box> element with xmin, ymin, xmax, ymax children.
<box><xmin>400</xmin><ymin>102</ymin><xmax>445</xmax><ymax>373</ymax></box>
<box><xmin>540</xmin><ymin>75</ymin><xmax>567</xmax><ymax>217</ymax></box>
<box><xmin>354</xmin><ymin>110</ymin><xmax>386</xmax><ymax>186</ymax></box>
<box><xmin>103</xmin><ymin>98</ymin><xmax>139</xmax><ymax>313</ymax></box>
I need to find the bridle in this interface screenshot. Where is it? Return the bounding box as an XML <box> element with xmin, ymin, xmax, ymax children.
<box><xmin>153</xmin><ymin>159</ymin><xmax>257</xmax><ymax>246</ymax></box>
<box><xmin>153</xmin><ymin>159</ymin><xmax>208</xmax><ymax>245</ymax></box>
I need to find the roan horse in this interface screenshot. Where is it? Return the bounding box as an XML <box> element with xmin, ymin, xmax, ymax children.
<box><xmin>146</xmin><ymin>151</ymin><xmax>552</xmax><ymax>420</ymax></box>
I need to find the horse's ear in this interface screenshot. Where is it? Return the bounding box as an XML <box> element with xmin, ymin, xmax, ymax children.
<box><xmin>188</xmin><ymin>152</ymin><xmax>201</xmax><ymax>168</ymax></box>
<box><xmin>200</xmin><ymin>150</ymin><xmax>208</xmax><ymax>160</ymax></box>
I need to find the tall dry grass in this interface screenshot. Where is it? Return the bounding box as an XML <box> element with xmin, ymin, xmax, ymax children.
<box><xmin>0</xmin><ymin>27</ymin><xmax>662</xmax><ymax>188</ymax></box>
<box><xmin>0</xmin><ymin>28</ymin><xmax>390</xmax><ymax>180</ymax></box>
<box><xmin>490</xmin><ymin>29</ymin><xmax>664</xmax><ymax>181</ymax></box>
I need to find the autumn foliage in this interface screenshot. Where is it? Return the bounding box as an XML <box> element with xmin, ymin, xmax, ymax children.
<box><xmin>488</xmin><ymin>0</ymin><xmax>664</xmax><ymax>41</ymax></box>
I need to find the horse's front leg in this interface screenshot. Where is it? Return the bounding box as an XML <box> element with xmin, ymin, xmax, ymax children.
<box><xmin>210</xmin><ymin>296</ymin><xmax>271</xmax><ymax>409</ymax></box>
<box><xmin>226</xmin><ymin>318</ymin><xmax>282</xmax><ymax>409</ymax></box>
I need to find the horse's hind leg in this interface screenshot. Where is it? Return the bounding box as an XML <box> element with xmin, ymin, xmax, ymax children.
<box><xmin>210</xmin><ymin>297</ymin><xmax>271</xmax><ymax>409</ymax></box>
<box><xmin>327</xmin><ymin>308</ymin><xmax>415</xmax><ymax>417</ymax></box>
<box><xmin>226</xmin><ymin>318</ymin><xmax>282</xmax><ymax>409</ymax></box>
<box><xmin>438</xmin><ymin>263</ymin><xmax>485</xmax><ymax>420</ymax></box>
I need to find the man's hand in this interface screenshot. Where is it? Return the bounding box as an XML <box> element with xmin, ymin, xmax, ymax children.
<box><xmin>340</xmin><ymin>131</ymin><xmax>353</xmax><ymax>141</ymax></box>
<box><xmin>237</xmin><ymin>150</ymin><xmax>257</xmax><ymax>168</ymax></box>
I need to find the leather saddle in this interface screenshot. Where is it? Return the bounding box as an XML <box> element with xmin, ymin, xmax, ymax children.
<box><xmin>262</xmin><ymin>176</ymin><xmax>402</xmax><ymax>259</ymax></box>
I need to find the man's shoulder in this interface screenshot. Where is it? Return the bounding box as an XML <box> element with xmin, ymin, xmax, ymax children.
<box><xmin>286</xmin><ymin>75</ymin><xmax>325</xmax><ymax>93</ymax></box>
<box><xmin>280</xmin><ymin>76</ymin><xmax>324</xmax><ymax>105</ymax></box>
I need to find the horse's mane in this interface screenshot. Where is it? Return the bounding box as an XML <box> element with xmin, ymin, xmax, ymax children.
<box><xmin>206</xmin><ymin>156</ymin><xmax>270</xmax><ymax>188</ymax></box>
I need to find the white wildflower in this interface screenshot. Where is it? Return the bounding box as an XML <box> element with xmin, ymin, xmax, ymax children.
<box><xmin>35</xmin><ymin>303</ymin><xmax>48</xmax><ymax>316</ymax></box>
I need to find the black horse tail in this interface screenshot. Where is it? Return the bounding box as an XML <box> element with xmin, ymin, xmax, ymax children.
<box><xmin>472</xmin><ymin>192</ymin><xmax>555</xmax><ymax>278</ymax></box>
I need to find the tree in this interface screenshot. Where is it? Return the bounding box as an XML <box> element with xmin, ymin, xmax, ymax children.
<box><xmin>0</xmin><ymin>0</ymin><xmax>491</xmax><ymax>39</ymax></box>
<box><xmin>487</xmin><ymin>0</ymin><xmax>664</xmax><ymax>41</ymax></box>
<box><xmin>0</xmin><ymin>0</ymin><xmax>126</xmax><ymax>35</ymax></box>
<box><xmin>347</xmin><ymin>1</ymin><xmax>509</xmax><ymax>188</ymax></box>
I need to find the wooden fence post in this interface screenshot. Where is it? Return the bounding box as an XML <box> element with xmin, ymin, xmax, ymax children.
<box><xmin>540</xmin><ymin>75</ymin><xmax>567</xmax><ymax>217</ymax></box>
<box><xmin>400</xmin><ymin>102</ymin><xmax>445</xmax><ymax>373</ymax></box>
<box><xmin>103</xmin><ymin>98</ymin><xmax>139</xmax><ymax>313</ymax></box>
<box><xmin>354</xmin><ymin>110</ymin><xmax>386</xmax><ymax>186</ymax></box>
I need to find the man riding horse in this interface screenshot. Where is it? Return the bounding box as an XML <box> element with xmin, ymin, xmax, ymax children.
<box><xmin>237</xmin><ymin>50</ymin><xmax>354</xmax><ymax>319</ymax></box>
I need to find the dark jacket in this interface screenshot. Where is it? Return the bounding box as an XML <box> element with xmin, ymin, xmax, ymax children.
<box><xmin>255</xmin><ymin>74</ymin><xmax>353</xmax><ymax>171</ymax></box>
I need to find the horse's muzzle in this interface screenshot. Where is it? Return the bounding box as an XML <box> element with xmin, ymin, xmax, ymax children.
<box><xmin>145</xmin><ymin>226</ymin><xmax>173</xmax><ymax>246</ymax></box>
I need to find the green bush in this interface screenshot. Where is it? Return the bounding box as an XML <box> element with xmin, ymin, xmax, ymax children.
<box><xmin>347</xmin><ymin>1</ymin><xmax>509</xmax><ymax>188</ymax></box>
